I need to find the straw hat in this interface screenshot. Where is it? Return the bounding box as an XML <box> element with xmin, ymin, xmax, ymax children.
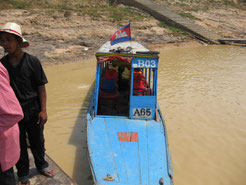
<box><xmin>0</xmin><ymin>22</ymin><xmax>29</xmax><ymax>48</ymax></box>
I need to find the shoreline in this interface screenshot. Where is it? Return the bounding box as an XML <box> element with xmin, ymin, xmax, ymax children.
<box><xmin>42</xmin><ymin>40</ymin><xmax>203</xmax><ymax>68</ymax></box>
<box><xmin>1</xmin><ymin>2</ymin><xmax>245</xmax><ymax>66</ymax></box>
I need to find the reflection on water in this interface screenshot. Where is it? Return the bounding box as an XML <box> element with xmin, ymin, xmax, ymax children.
<box><xmin>45</xmin><ymin>59</ymin><xmax>96</xmax><ymax>185</ymax></box>
<box><xmin>45</xmin><ymin>45</ymin><xmax>246</xmax><ymax>185</ymax></box>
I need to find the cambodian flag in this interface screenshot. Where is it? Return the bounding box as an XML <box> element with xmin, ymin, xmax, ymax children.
<box><xmin>110</xmin><ymin>24</ymin><xmax>131</xmax><ymax>45</ymax></box>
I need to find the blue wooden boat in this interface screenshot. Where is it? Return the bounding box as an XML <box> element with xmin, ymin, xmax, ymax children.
<box><xmin>87</xmin><ymin>41</ymin><xmax>173</xmax><ymax>185</ymax></box>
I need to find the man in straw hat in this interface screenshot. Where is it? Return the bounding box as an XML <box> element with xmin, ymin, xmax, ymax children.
<box><xmin>0</xmin><ymin>22</ymin><xmax>53</xmax><ymax>185</ymax></box>
<box><xmin>0</xmin><ymin>61</ymin><xmax>24</xmax><ymax>185</ymax></box>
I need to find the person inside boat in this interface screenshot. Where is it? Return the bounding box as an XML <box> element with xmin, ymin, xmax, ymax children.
<box><xmin>100</xmin><ymin>63</ymin><xmax>118</xmax><ymax>93</ymax></box>
<box><xmin>133</xmin><ymin>68</ymin><xmax>149</xmax><ymax>96</ymax></box>
<box><xmin>99</xmin><ymin>63</ymin><xmax>119</xmax><ymax>115</ymax></box>
<box><xmin>108</xmin><ymin>62</ymin><xmax>119</xmax><ymax>73</ymax></box>
<box><xmin>119</xmin><ymin>64</ymin><xmax>131</xmax><ymax>91</ymax></box>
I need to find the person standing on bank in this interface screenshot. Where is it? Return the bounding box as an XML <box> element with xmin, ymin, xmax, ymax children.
<box><xmin>0</xmin><ymin>62</ymin><xmax>24</xmax><ymax>185</ymax></box>
<box><xmin>0</xmin><ymin>22</ymin><xmax>53</xmax><ymax>185</ymax></box>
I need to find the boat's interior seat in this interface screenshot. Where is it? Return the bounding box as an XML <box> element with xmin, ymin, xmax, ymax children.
<box><xmin>100</xmin><ymin>78</ymin><xmax>117</xmax><ymax>93</ymax></box>
<box><xmin>133</xmin><ymin>70</ymin><xmax>152</xmax><ymax>96</ymax></box>
<box><xmin>99</xmin><ymin>68</ymin><xmax>119</xmax><ymax>115</ymax></box>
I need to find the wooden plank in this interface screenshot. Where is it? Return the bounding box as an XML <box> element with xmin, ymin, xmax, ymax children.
<box><xmin>15</xmin><ymin>149</ymin><xmax>77</xmax><ymax>185</ymax></box>
<box><xmin>106</xmin><ymin>118</ymin><xmax>129</xmax><ymax>183</ymax></box>
<box><xmin>218</xmin><ymin>39</ymin><xmax>246</xmax><ymax>46</ymax></box>
<box><xmin>118</xmin><ymin>130</ymin><xmax>140</xmax><ymax>183</ymax></box>
<box><xmin>136</xmin><ymin>120</ymin><xmax>149</xmax><ymax>185</ymax></box>
<box><xmin>115</xmin><ymin>119</ymin><xmax>149</xmax><ymax>184</ymax></box>
<box><xmin>148</xmin><ymin>120</ymin><xmax>170</xmax><ymax>184</ymax></box>
<box><xmin>106</xmin><ymin>118</ymin><xmax>141</xmax><ymax>184</ymax></box>
<box><xmin>87</xmin><ymin>118</ymin><xmax>119</xmax><ymax>183</ymax></box>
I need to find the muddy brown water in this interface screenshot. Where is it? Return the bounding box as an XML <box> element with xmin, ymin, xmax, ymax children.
<box><xmin>44</xmin><ymin>45</ymin><xmax>246</xmax><ymax>185</ymax></box>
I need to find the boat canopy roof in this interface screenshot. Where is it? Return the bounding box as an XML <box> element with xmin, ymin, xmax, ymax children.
<box><xmin>96</xmin><ymin>41</ymin><xmax>159</xmax><ymax>61</ymax></box>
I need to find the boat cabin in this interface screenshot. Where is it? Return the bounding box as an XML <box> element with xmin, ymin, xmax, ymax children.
<box><xmin>92</xmin><ymin>41</ymin><xmax>159</xmax><ymax>120</ymax></box>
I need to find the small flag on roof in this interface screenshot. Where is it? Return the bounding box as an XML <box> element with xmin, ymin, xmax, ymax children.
<box><xmin>110</xmin><ymin>23</ymin><xmax>131</xmax><ymax>45</ymax></box>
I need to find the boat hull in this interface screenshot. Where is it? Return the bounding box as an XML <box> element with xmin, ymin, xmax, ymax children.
<box><xmin>87</xmin><ymin>40</ymin><xmax>173</xmax><ymax>185</ymax></box>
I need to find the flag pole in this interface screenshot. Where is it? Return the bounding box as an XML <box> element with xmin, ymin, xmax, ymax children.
<box><xmin>129</xmin><ymin>22</ymin><xmax>133</xmax><ymax>52</ymax></box>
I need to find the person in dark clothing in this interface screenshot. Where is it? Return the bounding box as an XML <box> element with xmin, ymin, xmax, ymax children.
<box><xmin>0</xmin><ymin>22</ymin><xmax>53</xmax><ymax>185</ymax></box>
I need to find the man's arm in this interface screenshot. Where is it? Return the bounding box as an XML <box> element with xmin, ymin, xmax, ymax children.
<box><xmin>37</xmin><ymin>84</ymin><xmax>47</xmax><ymax>127</ymax></box>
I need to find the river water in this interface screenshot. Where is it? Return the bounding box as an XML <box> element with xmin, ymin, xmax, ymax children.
<box><xmin>44</xmin><ymin>45</ymin><xmax>246</xmax><ymax>185</ymax></box>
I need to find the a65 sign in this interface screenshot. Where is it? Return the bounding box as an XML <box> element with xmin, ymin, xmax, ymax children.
<box><xmin>133</xmin><ymin>108</ymin><xmax>152</xmax><ymax>118</ymax></box>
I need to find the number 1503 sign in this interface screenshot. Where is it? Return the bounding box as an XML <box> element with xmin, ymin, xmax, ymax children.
<box><xmin>133</xmin><ymin>108</ymin><xmax>152</xmax><ymax>118</ymax></box>
<box><xmin>132</xmin><ymin>59</ymin><xmax>157</xmax><ymax>68</ymax></box>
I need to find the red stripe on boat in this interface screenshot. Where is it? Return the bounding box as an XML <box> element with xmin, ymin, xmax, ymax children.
<box><xmin>118</xmin><ymin>132</ymin><xmax>138</xmax><ymax>142</ymax></box>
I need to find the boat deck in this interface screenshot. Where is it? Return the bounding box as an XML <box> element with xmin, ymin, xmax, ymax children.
<box><xmin>87</xmin><ymin>117</ymin><xmax>172</xmax><ymax>185</ymax></box>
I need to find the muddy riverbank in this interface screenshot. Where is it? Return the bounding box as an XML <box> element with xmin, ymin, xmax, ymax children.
<box><xmin>0</xmin><ymin>1</ymin><xmax>245</xmax><ymax>64</ymax></box>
